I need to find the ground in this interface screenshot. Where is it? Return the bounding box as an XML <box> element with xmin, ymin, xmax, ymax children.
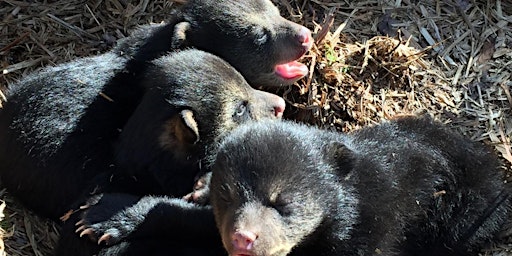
<box><xmin>0</xmin><ymin>0</ymin><xmax>511</xmax><ymax>255</ymax></box>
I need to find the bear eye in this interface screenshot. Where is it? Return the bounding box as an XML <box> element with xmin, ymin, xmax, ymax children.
<box><xmin>234</xmin><ymin>101</ymin><xmax>248</xmax><ymax>117</ymax></box>
<box><xmin>256</xmin><ymin>33</ymin><xmax>268</xmax><ymax>45</ymax></box>
<box><xmin>219</xmin><ymin>184</ymin><xmax>232</xmax><ymax>204</ymax></box>
<box><xmin>220</xmin><ymin>193</ymin><xmax>231</xmax><ymax>204</ymax></box>
<box><xmin>272</xmin><ymin>194</ymin><xmax>293</xmax><ymax>216</ymax></box>
<box><xmin>253</xmin><ymin>27</ymin><xmax>268</xmax><ymax>45</ymax></box>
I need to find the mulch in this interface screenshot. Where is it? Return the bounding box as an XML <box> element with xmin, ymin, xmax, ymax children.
<box><xmin>0</xmin><ymin>0</ymin><xmax>511</xmax><ymax>255</ymax></box>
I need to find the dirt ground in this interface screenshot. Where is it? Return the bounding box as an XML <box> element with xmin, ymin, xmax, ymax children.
<box><xmin>0</xmin><ymin>0</ymin><xmax>511</xmax><ymax>255</ymax></box>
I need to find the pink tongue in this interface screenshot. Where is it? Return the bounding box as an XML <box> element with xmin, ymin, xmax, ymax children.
<box><xmin>275</xmin><ymin>61</ymin><xmax>308</xmax><ymax>80</ymax></box>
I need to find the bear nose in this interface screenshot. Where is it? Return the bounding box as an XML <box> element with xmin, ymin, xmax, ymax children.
<box><xmin>297</xmin><ymin>26</ymin><xmax>313</xmax><ymax>48</ymax></box>
<box><xmin>232</xmin><ymin>230</ymin><xmax>258</xmax><ymax>251</ymax></box>
<box><xmin>273</xmin><ymin>97</ymin><xmax>286</xmax><ymax>118</ymax></box>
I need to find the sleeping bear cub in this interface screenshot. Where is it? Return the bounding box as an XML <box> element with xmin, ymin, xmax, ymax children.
<box><xmin>211</xmin><ymin>116</ymin><xmax>510</xmax><ymax>256</ymax></box>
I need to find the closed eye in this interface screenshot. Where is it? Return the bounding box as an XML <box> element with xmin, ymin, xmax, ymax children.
<box><xmin>233</xmin><ymin>100</ymin><xmax>249</xmax><ymax>121</ymax></box>
<box><xmin>256</xmin><ymin>33</ymin><xmax>268</xmax><ymax>45</ymax></box>
<box><xmin>253</xmin><ymin>27</ymin><xmax>269</xmax><ymax>45</ymax></box>
<box><xmin>271</xmin><ymin>194</ymin><xmax>293</xmax><ymax>216</ymax></box>
<box><xmin>219</xmin><ymin>183</ymin><xmax>233</xmax><ymax>204</ymax></box>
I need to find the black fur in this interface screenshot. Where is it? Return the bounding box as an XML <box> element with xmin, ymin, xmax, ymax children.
<box><xmin>55</xmin><ymin>193</ymin><xmax>224</xmax><ymax>256</ymax></box>
<box><xmin>106</xmin><ymin>0</ymin><xmax>313</xmax><ymax>88</ymax></box>
<box><xmin>0</xmin><ymin>0</ymin><xmax>308</xmax><ymax>216</ymax></box>
<box><xmin>210</xmin><ymin>116</ymin><xmax>510</xmax><ymax>256</ymax></box>
<box><xmin>0</xmin><ymin>47</ymin><xmax>285</xmax><ymax>220</ymax></box>
<box><xmin>49</xmin><ymin>49</ymin><xmax>284</xmax><ymax>255</ymax></box>
<box><xmin>0</xmin><ymin>51</ymin><xmax>138</xmax><ymax>217</ymax></box>
<box><xmin>1</xmin><ymin>0</ymin><xmax>309</xmax><ymax>253</ymax></box>
<box><xmin>0</xmin><ymin>0</ymin><xmax>305</xmax><ymax>220</ymax></box>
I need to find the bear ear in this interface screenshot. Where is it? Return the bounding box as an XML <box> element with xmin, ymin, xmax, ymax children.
<box><xmin>171</xmin><ymin>21</ymin><xmax>191</xmax><ymax>48</ymax></box>
<box><xmin>176</xmin><ymin>109</ymin><xmax>200</xmax><ymax>144</ymax></box>
<box><xmin>159</xmin><ymin>109</ymin><xmax>200</xmax><ymax>153</ymax></box>
<box><xmin>324</xmin><ymin>141</ymin><xmax>355</xmax><ymax>177</ymax></box>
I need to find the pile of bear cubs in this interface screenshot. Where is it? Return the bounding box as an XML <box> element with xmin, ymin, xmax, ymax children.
<box><xmin>0</xmin><ymin>0</ymin><xmax>510</xmax><ymax>255</ymax></box>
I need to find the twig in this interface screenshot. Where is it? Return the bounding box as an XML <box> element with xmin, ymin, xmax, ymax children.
<box><xmin>2</xmin><ymin>58</ymin><xmax>46</xmax><ymax>75</ymax></box>
<box><xmin>0</xmin><ymin>32</ymin><xmax>30</xmax><ymax>53</ymax></box>
<box><xmin>499</xmin><ymin>82</ymin><xmax>512</xmax><ymax>110</ymax></box>
<box><xmin>46</xmin><ymin>13</ymin><xmax>97</xmax><ymax>40</ymax></box>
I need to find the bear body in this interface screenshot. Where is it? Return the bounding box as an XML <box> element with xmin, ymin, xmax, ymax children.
<box><xmin>210</xmin><ymin>116</ymin><xmax>510</xmax><ymax>256</ymax></box>
<box><xmin>49</xmin><ymin>49</ymin><xmax>284</xmax><ymax>255</ymax></box>
<box><xmin>0</xmin><ymin>48</ymin><xmax>284</xmax><ymax>220</ymax></box>
<box><xmin>0</xmin><ymin>0</ymin><xmax>308</xmax><ymax>219</ymax></box>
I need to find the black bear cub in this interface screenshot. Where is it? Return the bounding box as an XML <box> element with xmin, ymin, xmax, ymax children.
<box><xmin>0</xmin><ymin>48</ymin><xmax>285</xmax><ymax>220</ymax></box>
<box><xmin>50</xmin><ymin>49</ymin><xmax>285</xmax><ymax>255</ymax></box>
<box><xmin>210</xmin><ymin>116</ymin><xmax>510</xmax><ymax>256</ymax></box>
<box><xmin>119</xmin><ymin>0</ymin><xmax>313</xmax><ymax>87</ymax></box>
<box><xmin>0</xmin><ymin>0</ymin><xmax>310</xmax><ymax>220</ymax></box>
<box><xmin>53</xmin><ymin>49</ymin><xmax>279</xmax><ymax>255</ymax></box>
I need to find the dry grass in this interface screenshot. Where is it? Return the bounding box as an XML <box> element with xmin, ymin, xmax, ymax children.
<box><xmin>0</xmin><ymin>0</ymin><xmax>511</xmax><ymax>255</ymax></box>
